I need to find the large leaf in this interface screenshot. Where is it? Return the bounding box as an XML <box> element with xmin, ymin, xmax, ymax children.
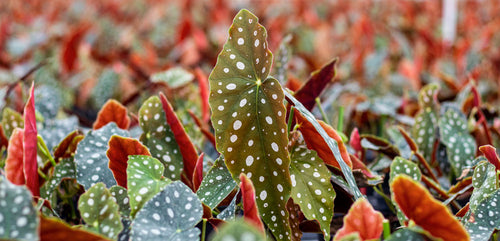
<box><xmin>284</xmin><ymin>91</ymin><xmax>363</xmax><ymax>199</ymax></box>
<box><xmin>468</xmin><ymin>161</ymin><xmax>498</xmax><ymax>211</ymax></box>
<box><xmin>78</xmin><ymin>183</ymin><xmax>123</xmax><ymax>239</ymax></box>
<box><xmin>131</xmin><ymin>181</ymin><xmax>203</xmax><ymax>241</ymax></box>
<box><xmin>93</xmin><ymin>99</ymin><xmax>130</xmax><ymax>130</ymax></box>
<box><xmin>5</xmin><ymin>128</ymin><xmax>25</xmax><ymax>185</ymax></box>
<box><xmin>210</xmin><ymin>219</ymin><xmax>266</xmax><ymax>241</ymax></box>
<box><xmin>333</xmin><ymin>198</ymin><xmax>384</xmax><ymax>241</ymax></box>
<box><xmin>75</xmin><ymin>122</ymin><xmax>129</xmax><ymax>190</ymax></box>
<box><xmin>389</xmin><ymin>156</ymin><xmax>421</xmax><ymax>224</ymax></box>
<box><xmin>208</xmin><ymin>9</ymin><xmax>292</xmax><ymax>240</ymax></box>
<box><xmin>439</xmin><ymin>108</ymin><xmax>476</xmax><ymax>176</ymax></box>
<box><xmin>464</xmin><ymin>189</ymin><xmax>500</xmax><ymax>241</ymax></box>
<box><xmin>197</xmin><ymin>156</ymin><xmax>237</xmax><ymax>209</ymax></box>
<box><xmin>411</xmin><ymin>84</ymin><xmax>439</xmax><ymax>161</ymax></box>
<box><xmin>391</xmin><ymin>175</ymin><xmax>468</xmax><ymax>241</ymax></box>
<box><xmin>24</xmin><ymin>82</ymin><xmax>39</xmax><ymax>196</ymax></box>
<box><xmin>106</xmin><ymin>135</ymin><xmax>151</xmax><ymax>188</ymax></box>
<box><xmin>0</xmin><ymin>177</ymin><xmax>39</xmax><ymax>240</ymax></box>
<box><xmin>127</xmin><ymin>155</ymin><xmax>171</xmax><ymax>218</ymax></box>
<box><xmin>289</xmin><ymin>143</ymin><xmax>335</xmax><ymax>241</ymax></box>
<box><xmin>139</xmin><ymin>96</ymin><xmax>184</xmax><ymax>180</ymax></box>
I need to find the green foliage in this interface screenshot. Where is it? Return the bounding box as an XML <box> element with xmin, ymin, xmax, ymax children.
<box><xmin>210</xmin><ymin>219</ymin><xmax>266</xmax><ymax>241</ymax></box>
<box><xmin>412</xmin><ymin>84</ymin><xmax>439</xmax><ymax>160</ymax></box>
<box><xmin>41</xmin><ymin>158</ymin><xmax>76</xmax><ymax>199</ymax></box>
<box><xmin>151</xmin><ymin>67</ymin><xmax>194</xmax><ymax>88</ymax></box>
<box><xmin>1</xmin><ymin>107</ymin><xmax>23</xmax><ymax>137</ymax></box>
<box><xmin>196</xmin><ymin>156</ymin><xmax>237</xmax><ymax>209</ymax></box>
<box><xmin>389</xmin><ymin>156</ymin><xmax>422</xmax><ymax>224</ymax></box>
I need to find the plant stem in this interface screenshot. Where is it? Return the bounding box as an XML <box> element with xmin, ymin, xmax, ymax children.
<box><xmin>201</xmin><ymin>218</ymin><xmax>207</xmax><ymax>241</ymax></box>
<box><xmin>383</xmin><ymin>219</ymin><xmax>391</xmax><ymax>239</ymax></box>
<box><xmin>287</xmin><ymin>106</ymin><xmax>295</xmax><ymax>136</ymax></box>
<box><xmin>315</xmin><ymin>97</ymin><xmax>330</xmax><ymax>125</ymax></box>
<box><xmin>337</xmin><ymin>106</ymin><xmax>344</xmax><ymax>131</ymax></box>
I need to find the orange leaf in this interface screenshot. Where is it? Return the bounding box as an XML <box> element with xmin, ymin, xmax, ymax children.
<box><xmin>239</xmin><ymin>173</ymin><xmax>265</xmax><ymax>234</ymax></box>
<box><xmin>295</xmin><ymin>109</ymin><xmax>352</xmax><ymax>169</ymax></box>
<box><xmin>334</xmin><ymin>198</ymin><xmax>384</xmax><ymax>241</ymax></box>
<box><xmin>159</xmin><ymin>93</ymin><xmax>198</xmax><ymax>186</ymax></box>
<box><xmin>40</xmin><ymin>216</ymin><xmax>111</xmax><ymax>241</ymax></box>
<box><xmin>106</xmin><ymin>136</ymin><xmax>151</xmax><ymax>188</ymax></box>
<box><xmin>391</xmin><ymin>175</ymin><xmax>469</xmax><ymax>241</ymax></box>
<box><xmin>5</xmin><ymin>128</ymin><xmax>25</xmax><ymax>185</ymax></box>
<box><xmin>61</xmin><ymin>24</ymin><xmax>90</xmax><ymax>73</ymax></box>
<box><xmin>93</xmin><ymin>99</ymin><xmax>130</xmax><ymax>130</ymax></box>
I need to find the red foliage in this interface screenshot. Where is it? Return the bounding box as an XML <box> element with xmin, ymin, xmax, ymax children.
<box><xmin>40</xmin><ymin>216</ymin><xmax>111</xmax><ymax>241</ymax></box>
<box><xmin>23</xmin><ymin>83</ymin><xmax>39</xmax><ymax>196</ymax></box>
<box><xmin>5</xmin><ymin>128</ymin><xmax>25</xmax><ymax>185</ymax></box>
<box><xmin>93</xmin><ymin>99</ymin><xmax>130</xmax><ymax>130</ymax></box>
<box><xmin>334</xmin><ymin>198</ymin><xmax>384</xmax><ymax>241</ymax></box>
<box><xmin>192</xmin><ymin>153</ymin><xmax>204</xmax><ymax>192</ymax></box>
<box><xmin>239</xmin><ymin>173</ymin><xmax>265</xmax><ymax>234</ymax></box>
<box><xmin>61</xmin><ymin>23</ymin><xmax>90</xmax><ymax>73</ymax></box>
<box><xmin>479</xmin><ymin>145</ymin><xmax>500</xmax><ymax>171</ymax></box>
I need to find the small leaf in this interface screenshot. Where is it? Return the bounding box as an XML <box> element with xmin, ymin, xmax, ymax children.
<box><xmin>469</xmin><ymin>161</ymin><xmax>498</xmax><ymax>211</ymax></box>
<box><xmin>289</xmin><ymin>143</ymin><xmax>335</xmax><ymax>241</ymax></box>
<box><xmin>151</xmin><ymin>67</ymin><xmax>194</xmax><ymax>88</ymax></box>
<box><xmin>1</xmin><ymin>107</ymin><xmax>24</xmax><ymax>138</ymax></box>
<box><xmin>217</xmin><ymin>191</ymin><xmax>238</xmax><ymax>221</ymax></box>
<box><xmin>295</xmin><ymin>110</ymin><xmax>353</xmax><ymax>170</ymax></box>
<box><xmin>61</xmin><ymin>24</ymin><xmax>89</xmax><ymax>73</ymax></box>
<box><xmin>106</xmin><ymin>135</ymin><xmax>151</xmax><ymax>188</ymax></box>
<box><xmin>0</xmin><ymin>177</ymin><xmax>39</xmax><ymax>240</ymax></box>
<box><xmin>479</xmin><ymin>145</ymin><xmax>500</xmax><ymax>171</ymax></box>
<box><xmin>5</xmin><ymin>128</ymin><xmax>25</xmax><ymax>185</ymax></box>
<box><xmin>53</xmin><ymin>130</ymin><xmax>84</xmax><ymax>160</ymax></box>
<box><xmin>131</xmin><ymin>181</ymin><xmax>203</xmax><ymax>241</ymax></box>
<box><xmin>192</xmin><ymin>153</ymin><xmax>204</xmax><ymax>192</ymax></box>
<box><xmin>412</xmin><ymin>84</ymin><xmax>439</xmax><ymax>160</ymax></box>
<box><xmin>391</xmin><ymin>175</ymin><xmax>469</xmax><ymax>241</ymax></box>
<box><xmin>93</xmin><ymin>99</ymin><xmax>131</xmax><ymax>130</ymax></box>
<box><xmin>197</xmin><ymin>156</ymin><xmax>237</xmax><ymax>209</ymax></box>
<box><xmin>75</xmin><ymin>122</ymin><xmax>129</xmax><ymax>190</ymax></box>
<box><xmin>90</xmin><ymin>69</ymin><xmax>119</xmax><ymax>109</ymax></box>
<box><xmin>293</xmin><ymin>58</ymin><xmax>337</xmax><ymax>111</ymax></box>
<box><xmin>464</xmin><ymin>189</ymin><xmax>500</xmax><ymax>241</ymax></box>
<box><xmin>194</xmin><ymin>68</ymin><xmax>210</xmax><ymax>123</ymax></box>
<box><xmin>78</xmin><ymin>183</ymin><xmax>123</xmax><ymax>239</ymax></box>
<box><xmin>240</xmin><ymin>173</ymin><xmax>265</xmax><ymax>233</ymax></box>
<box><xmin>389</xmin><ymin>156</ymin><xmax>421</xmax><ymax>224</ymax></box>
<box><xmin>40</xmin><ymin>158</ymin><xmax>76</xmax><ymax>199</ymax></box>
<box><xmin>210</xmin><ymin>219</ymin><xmax>266</xmax><ymax>241</ymax></box>
<box><xmin>109</xmin><ymin>185</ymin><xmax>131</xmax><ymax>217</ymax></box>
<box><xmin>40</xmin><ymin>216</ymin><xmax>110</xmax><ymax>241</ymax></box>
<box><xmin>139</xmin><ymin>96</ymin><xmax>183</xmax><ymax>180</ymax></box>
<box><xmin>209</xmin><ymin>9</ymin><xmax>292</xmax><ymax>240</ymax></box>
<box><xmin>439</xmin><ymin>109</ymin><xmax>476</xmax><ymax>176</ymax></box>
<box><xmin>333</xmin><ymin>198</ymin><xmax>384</xmax><ymax>241</ymax></box>
<box><xmin>160</xmin><ymin>93</ymin><xmax>199</xmax><ymax>187</ymax></box>
<box><xmin>127</xmin><ymin>155</ymin><xmax>171</xmax><ymax>218</ymax></box>
<box><xmin>385</xmin><ymin>228</ymin><xmax>426</xmax><ymax>241</ymax></box>
<box><xmin>360</xmin><ymin>135</ymin><xmax>400</xmax><ymax>159</ymax></box>
<box><xmin>24</xmin><ymin>82</ymin><xmax>39</xmax><ymax>196</ymax></box>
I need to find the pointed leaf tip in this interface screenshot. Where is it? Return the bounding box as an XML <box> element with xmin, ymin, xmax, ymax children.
<box><xmin>333</xmin><ymin>198</ymin><xmax>384</xmax><ymax>241</ymax></box>
<box><xmin>93</xmin><ymin>99</ymin><xmax>130</xmax><ymax>130</ymax></box>
<box><xmin>479</xmin><ymin>145</ymin><xmax>500</xmax><ymax>171</ymax></box>
<box><xmin>24</xmin><ymin>82</ymin><xmax>39</xmax><ymax>196</ymax></box>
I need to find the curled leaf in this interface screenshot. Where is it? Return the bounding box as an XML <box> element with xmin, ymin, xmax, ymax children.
<box><xmin>479</xmin><ymin>145</ymin><xmax>500</xmax><ymax>171</ymax></box>
<box><xmin>93</xmin><ymin>99</ymin><xmax>130</xmax><ymax>130</ymax></box>
<box><xmin>333</xmin><ymin>198</ymin><xmax>384</xmax><ymax>241</ymax></box>
<box><xmin>240</xmin><ymin>173</ymin><xmax>265</xmax><ymax>234</ymax></box>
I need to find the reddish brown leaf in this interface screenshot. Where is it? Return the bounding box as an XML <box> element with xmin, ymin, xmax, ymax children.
<box><xmin>398</xmin><ymin>126</ymin><xmax>418</xmax><ymax>152</ymax></box>
<box><xmin>391</xmin><ymin>175</ymin><xmax>469</xmax><ymax>241</ymax></box>
<box><xmin>287</xmin><ymin>198</ymin><xmax>303</xmax><ymax>241</ymax></box>
<box><xmin>61</xmin><ymin>24</ymin><xmax>90</xmax><ymax>73</ymax></box>
<box><xmin>239</xmin><ymin>173</ymin><xmax>265</xmax><ymax>234</ymax></box>
<box><xmin>159</xmin><ymin>92</ymin><xmax>198</xmax><ymax>185</ymax></box>
<box><xmin>192</xmin><ymin>153</ymin><xmax>204</xmax><ymax>192</ymax></box>
<box><xmin>195</xmin><ymin>68</ymin><xmax>210</xmax><ymax>123</ymax></box>
<box><xmin>333</xmin><ymin>198</ymin><xmax>384</xmax><ymax>241</ymax></box>
<box><xmin>0</xmin><ymin>125</ymin><xmax>8</xmax><ymax>150</ymax></box>
<box><xmin>479</xmin><ymin>145</ymin><xmax>500</xmax><ymax>171</ymax></box>
<box><xmin>350</xmin><ymin>154</ymin><xmax>375</xmax><ymax>178</ymax></box>
<box><xmin>24</xmin><ymin>83</ymin><xmax>39</xmax><ymax>196</ymax></box>
<box><xmin>40</xmin><ymin>216</ymin><xmax>111</xmax><ymax>241</ymax></box>
<box><xmin>106</xmin><ymin>136</ymin><xmax>151</xmax><ymax>188</ymax></box>
<box><xmin>93</xmin><ymin>99</ymin><xmax>130</xmax><ymax>130</ymax></box>
<box><xmin>5</xmin><ymin>128</ymin><xmax>25</xmax><ymax>185</ymax></box>
<box><xmin>349</xmin><ymin>128</ymin><xmax>362</xmax><ymax>155</ymax></box>
<box><xmin>53</xmin><ymin>130</ymin><xmax>84</xmax><ymax>160</ymax></box>
<box><xmin>295</xmin><ymin>109</ymin><xmax>352</xmax><ymax>169</ymax></box>
<box><xmin>293</xmin><ymin>58</ymin><xmax>338</xmax><ymax>111</ymax></box>
<box><xmin>187</xmin><ymin>110</ymin><xmax>216</xmax><ymax>147</ymax></box>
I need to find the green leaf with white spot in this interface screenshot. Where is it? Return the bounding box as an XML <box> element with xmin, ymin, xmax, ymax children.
<box><xmin>78</xmin><ymin>182</ymin><xmax>123</xmax><ymax>239</ymax></box>
<box><xmin>151</xmin><ymin>67</ymin><xmax>194</xmax><ymax>88</ymax></box>
<box><xmin>389</xmin><ymin>156</ymin><xmax>422</xmax><ymax>224</ymax></box>
<box><xmin>131</xmin><ymin>181</ymin><xmax>203</xmax><ymax>241</ymax></box>
<box><xmin>1</xmin><ymin>107</ymin><xmax>23</xmax><ymax>138</ymax></box>
<box><xmin>218</xmin><ymin>191</ymin><xmax>238</xmax><ymax>221</ymax></box>
<box><xmin>386</xmin><ymin>228</ymin><xmax>426</xmax><ymax>241</ymax></box>
<box><xmin>197</xmin><ymin>156</ymin><xmax>237</xmax><ymax>209</ymax></box>
<box><xmin>0</xmin><ymin>177</ymin><xmax>39</xmax><ymax>241</ymax></box>
<box><xmin>289</xmin><ymin>144</ymin><xmax>334</xmax><ymax>241</ymax></box>
<box><xmin>127</xmin><ymin>155</ymin><xmax>171</xmax><ymax>218</ymax></box>
<box><xmin>139</xmin><ymin>96</ymin><xmax>184</xmax><ymax>180</ymax></box>
<box><xmin>412</xmin><ymin>84</ymin><xmax>439</xmax><ymax>160</ymax></box>
<box><xmin>210</xmin><ymin>219</ymin><xmax>266</xmax><ymax>241</ymax></box>
<box><xmin>110</xmin><ymin>185</ymin><xmax>131</xmax><ymax>217</ymax></box>
<box><xmin>75</xmin><ymin>122</ymin><xmax>129</xmax><ymax>190</ymax></box>
<box><xmin>35</xmin><ymin>84</ymin><xmax>62</xmax><ymax>120</ymax></box>
<box><xmin>90</xmin><ymin>69</ymin><xmax>119</xmax><ymax>109</ymax></box>
<box><xmin>469</xmin><ymin>161</ymin><xmax>498</xmax><ymax>211</ymax></box>
<box><xmin>439</xmin><ymin>109</ymin><xmax>476</xmax><ymax>176</ymax></box>
<box><xmin>209</xmin><ymin>9</ymin><xmax>292</xmax><ymax>240</ymax></box>
<box><xmin>40</xmin><ymin>158</ymin><xmax>76</xmax><ymax>199</ymax></box>
<box><xmin>464</xmin><ymin>189</ymin><xmax>500</xmax><ymax>241</ymax></box>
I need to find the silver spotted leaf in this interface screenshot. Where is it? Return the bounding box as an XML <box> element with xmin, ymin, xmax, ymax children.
<box><xmin>127</xmin><ymin>155</ymin><xmax>172</xmax><ymax>218</ymax></box>
<box><xmin>90</xmin><ymin>69</ymin><xmax>119</xmax><ymax>109</ymax></box>
<box><xmin>209</xmin><ymin>9</ymin><xmax>292</xmax><ymax>240</ymax></box>
<box><xmin>389</xmin><ymin>156</ymin><xmax>422</xmax><ymax>224</ymax></box>
<box><xmin>217</xmin><ymin>190</ymin><xmax>239</xmax><ymax>221</ymax></box>
<box><xmin>196</xmin><ymin>156</ymin><xmax>237</xmax><ymax>209</ymax></box>
<box><xmin>35</xmin><ymin>84</ymin><xmax>62</xmax><ymax>120</ymax></box>
<box><xmin>131</xmin><ymin>181</ymin><xmax>203</xmax><ymax>241</ymax></box>
<box><xmin>38</xmin><ymin>116</ymin><xmax>79</xmax><ymax>152</ymax></box>
<box><xmin>289</xmin><ymin>144</ymin><xmax>335</xmax><ymax>241</ymax></box>
<box><xmin>210</xmin><ymin>219</ymin><xmax>266</xmax><ymax>241</ymax></box>
<box><xmin>0</xmin><ymin>177</ymin><xmax>39</xmax><ymax>241</ymax></box>
<box><xmin>151</xmin><ymin>67</ymin><xmax>194</xmax><ymax>88</ymax></box>
<box><xmin>1</xmin><ymin>107</ymin><xmax>23</xmax><ymax>138</ymax></box>
<box><xmin>75</xmin><ymin>122</ymin><xmax>129</xmax><ymax>190</ymax></box>
<box><xmin>469</xmin><ymin>161</ymin><xmax>498</xmax><ymax>211</ymax></box>
<box><xmin>412</xmin><ymin>84</ymin><xmax>439</xmax><ymax>160</ymax></box>
<box><xmin>40</xmin><ymin>158</ymin><xmax>76</xmax><ymax>199</ymax></box>
<box><xmin>110</xmin><ymin>185</ymin><xmax>131</xmax><ymax>217</ymax></box>
<box><xmin>439</xmin><ymin>109</ymin><xmax>476</xmax><ymax>176</ymax></box>
<box><xmin>139</xmin><ymin>96</ymin><xmax>184</xmax><ymax>180</ymax></box>
<box><xmin>78</xmin><ymin>182</ymin><xmax>123</xmax><ymax>240</ymax></box>
<box><xmin>464</xmin><ymin>189</ymin><xmax>500</xmax><ymax>241</ymax></box>
<box><xmin>386</xmin><ymin>228</ymin><xmax>425</xmax><ymax>241</ymax></box>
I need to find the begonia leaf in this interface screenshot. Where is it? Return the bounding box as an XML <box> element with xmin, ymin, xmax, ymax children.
<box><xmin>93</xmin><ymin>99</ymin><xmax>130</xmax><ymax>130</ymax></box>
<box><xmin>333</xmin><ymin>198</ymin><xmax>384</xmax><ymax>241</ymax></box>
